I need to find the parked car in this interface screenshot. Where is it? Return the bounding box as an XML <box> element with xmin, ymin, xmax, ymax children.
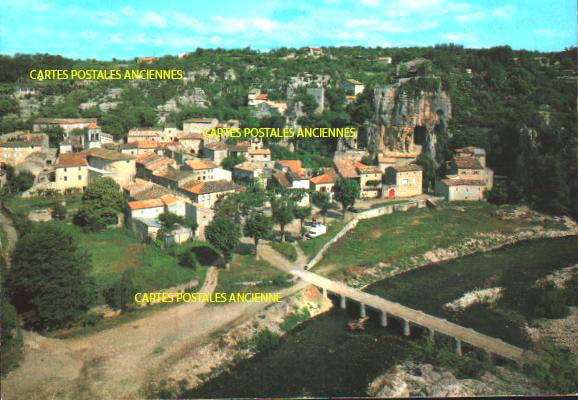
<box><xmin>305</xmin><ymin>222</ymin><xmax>327</xmax><ymax>239</ymax></box>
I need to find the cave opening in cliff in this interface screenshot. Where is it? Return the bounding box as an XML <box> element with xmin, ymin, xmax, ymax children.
<box><xmin>413</xmin><ymin>125</ymin><xmax>427</xmax><ymax>146</ymax></box>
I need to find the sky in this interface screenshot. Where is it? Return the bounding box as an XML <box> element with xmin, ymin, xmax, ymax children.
<box><xmin>0</xmin><ymin>0</ymin><xmax>576</xmax><ymax>60</ymax></box>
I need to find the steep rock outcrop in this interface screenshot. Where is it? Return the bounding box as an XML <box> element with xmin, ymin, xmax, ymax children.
<box><xmin>368</xmin><ymin>77</ymin><xmax>451</xmax><ymax>156</ymax></box>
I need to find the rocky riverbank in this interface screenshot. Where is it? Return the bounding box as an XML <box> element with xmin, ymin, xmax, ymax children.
<box><xmin>367</xmin><ymin>361</ymin><xmax>542</xmax><ymax>397</ymax></box>
<box><xmin>147</xmin><ymin>285</ymin><xmax>333</xmax><ymax>396</ymax></box>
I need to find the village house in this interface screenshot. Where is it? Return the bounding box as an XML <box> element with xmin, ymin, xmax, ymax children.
<box><xmin>182</xmin><ymin>118</ymin><xmax>219</xmax><ymax>135</ymax></box>
<box><xmin>162</xmin><ymin>143</ymin><xmax>195</xmax><ymax>165</ymax></box>
<box><xmin>377</xmin><ymin>151</ymin><xmax>420</xmax><ymax>173</ymax></box>
<box><xmin>182</xmin><ymin>159</ymin><xmax>219</xmax><ymax>181</ymax></box>
<box><xmin>0</xmin><ymin>134</ymin><xmax>48</xmax><ymax>165</ymax></box>
<box><xmin>136</xmin><ymin>153</ymin><xmax>176</xmax><ymax>179</ymax></box>
<box><xmin>127</xmin><ymin>194</ymin><xmax>186</xmax><ymax>220</ymax></box>
<box><xmin>340</xmin><ymin>79</ymin><xmax>365</xmax><ymax>96</ymax></box>
<box><xmin>203</xmin><ymin>142</ymin><xmax>229</xmax><ymax>164</ymax></box>
<box><xmin>232</xmin><ymin>161</ymin><xmax>266</xmax><ymax>187</ymax></box>
<box><xmin>179</xmin><ymin>179</ymin><xmax>240</xmax><ymax>208</ymax></box>
<box><xmin>435</xmin><ymin>178</ymin><xmax>486</xmax><ymax>201</ymax></box>
<box><xmin>334</xmin><ymin>158</ymin><xmax>384</xmax><ymax>199</ymax></box>
<box><xmin>451</xmin><ymin>147</ymin><xmax>494</xmax><ymax>190</ymax></box>
<box><xmin>435</xmin><ymin>147</ymin><xmax>494</xmax><ymax>201</ymax></box>
<box><xmin>152</xmin><ymin>168</ymin><xmax>197</xmax><ymax>191</ymax></box>
<box><xmin>306</xmin><ymin>87</ymin><xmax>325</xmax><ymax>113</ymax></box>
<box><xmin>247</xmin><ymin>88</ymin><xmax>268</xmax><ymax>106</ymax></box>
<box><xmin>54</xmin><ymin>153</ymin><xmax>89</xmax><ymax>192</ymax></box>
<box><xmin>247</xmin><ymin>148</ymin><xmax>272</xmax><ymax>168</ymax></box>
<box><xmin>177</xmin><ymin>132</ymin><xmax>204</xmax><ymax>155</ymax></box>
<box><xmin>83</xmin><ymin>148</ymin><xmax>136</xmax><ymax>186</ymax></box>
<box><xmin>32</xmin><ymin>118</ymin><xmax>97</xmax><ymax>136</ymax></box>
<box><xmin>309</xmin><ymin>168</ymin><xmax>337</xmax><ymax>200</ymax></box>
<box><xmin>307</xmin><ymin>47</ymin><xmax>322</xmax><ymax>57</ymax></box>
<box><xmin>384</xmin><ymin>164</ymin><xmax>423</xmax><ymax>198</ymax></box>
<box><xmin>186</xmin><ymin>202</ymin><xmax>214</xmax><ymax>241</ymax></box>
<box><xmin>127</xmin><ymin>127</ymin><xmax>161</xmax><ymax>143</ymax></box>
<box><xmin>270</xmin><ymin>171</ymin><xmax>311</xmax><ymax>207</ymax></box>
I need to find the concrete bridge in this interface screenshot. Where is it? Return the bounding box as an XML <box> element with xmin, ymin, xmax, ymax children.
<box><xmin>290</xmin><ymin>269</ymin><xmax>536</xmax><ymax>364</ymax></box>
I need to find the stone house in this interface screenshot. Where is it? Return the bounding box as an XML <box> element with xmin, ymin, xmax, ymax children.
<box><xmin>127</xmin><ymin>128</ymin><xmax>161</xmax><ymax>143</ymax></box>
<box><xmin>182</xmin><ymin>159</ymin><xmax>218</xmax><ymax>181</ymax></box>
<box><xmin>32</xmin><ymin>118</ymin><xmax>97</xmax><ymax>136</ymax></box>
<box><xmin>341</xmin><ymin>79</ymin><xmax>365</xmax><ymax>96</ymax></box>
<box><xmin>435</xmin><ymin>178</ymin><xmax>486</xmax><ymax>201</ymax></box>
<box><xmin>203</xmin><ymin>142</ymin><xmax>229</xmax><ymax>164</ymax></box>
<box><xmin>309</xmin><ymin>168</ymin><xmax>337</xmax><ymax>200</ymax></box>
<box><xmin>54</xmin><ymin>153</ymin><xmax>89</xmax><ymax>192</ymax></box>
<box><xmin>136</xmin><ymin>154</ymin><xmax>176</xmax><ymax>179</ymax></box>
<box><xmin>152</xmin><ymin>168</ymin><xmax>197</xmax><ymax>191</ymax></box>
<box><xmin>384</xmin><ymin>164</ymin><xmax>423</xmax><ymax>198</ymax></box>
<box><xmin>182</xmin><ymin>118</ymin><xmax>218</xmax><ymax>135</ymax></box>
<box><xmin>233</xmin><ymin>161</ymin><xmax>266</xmax><ymax>187</ymax></box>
<box><xmin>334</xmin><ymin>158</ymin><xmax>383</xmax><ymax>199</ymax></box>
<box><xmin>179</xmin><ymin>179</ymin><xmax>239</xmax><ymax>208</ymax></box>
<box><xmin>83</xmin><ymin>148</ymin><xmax>136</xmax><ymax>187</ymax></box>
<box><xmin>247</xmin><ymin>148</ymin><xmax>272</xmax><ymax>168</ymax></box>
<box><xmin>177</xmin><ymin>132</ymin><xmax>204</xmax><ymax>155</ymax></box>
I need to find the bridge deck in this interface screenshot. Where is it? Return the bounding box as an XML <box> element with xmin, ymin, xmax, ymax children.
<box><xmin>291</xmin><ymin>269</ymin><xmax>534</xmax><ymax>364</ymax></box>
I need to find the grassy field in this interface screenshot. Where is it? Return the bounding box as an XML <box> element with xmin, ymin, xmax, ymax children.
<box><xmin>299</xmin><ymin>219</ymin><xmax>348</xmax><ymax>259</ymax></box>
<box><xmin>318</xmin><ymin>202</ymin><xmax>551</xmax><ymax>275</ymax></box>
<box><xmin>269</xmin><ymin>241</ymin><xmax>297</xmax><ymax>262</ymax></box>
<box><xmin>215</xmin><ymin>254</ymin><xmax>291</xmax><ymax>296</ymax></box>
<box><xmin>51</xmin><ymin>222</ymin><xmax>204</xmax><ymax>302</ymax></box>
<box><xmin>5</xmin><ymin>194</ymin><xmax>82</xmax><ymax>216</ymax></box>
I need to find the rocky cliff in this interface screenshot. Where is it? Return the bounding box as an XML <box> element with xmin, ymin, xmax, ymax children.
<box><xmin>367</xmin><ymin>77</ymin><xmax>451</xmax><ymax>157</ymax></box>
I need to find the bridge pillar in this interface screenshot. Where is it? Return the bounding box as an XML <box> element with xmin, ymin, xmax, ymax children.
<box><xmin>403</xmin><ymin>319</ymin><xmax>410</xmax><ymax>336</ymax></box>
<box><xmin>429</xmin><ymin>329</ymin><xmax>435</xmax><ymax>342</ymax></box>
<box><xmin>455</xmin><ymin>339</ymin><xmax>462</xmax><ymax>356</ymax></box>
<box><xmin>380</xmin><ymin>311</ymin><xmax>388</xmax><ymax>327</ymax></box>
<box><xmin>322</xmin><ymin>287</ymin><xmax>328</xmax><ymax>298</ymax></box>
<box><xmin>340</xmin><ymin>295</ymin><xmax>346</xmax><ymax>309</ymax></box>
<box><xmin>360</xmin><ymin>303</ymin><xmax>366</xmax><ymax>318</ymax></box>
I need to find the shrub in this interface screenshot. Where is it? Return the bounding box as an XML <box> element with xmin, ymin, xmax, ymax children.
<box><xmin>524</xmin><ymin>343</ymin><xmax>578</xmax><ymax>393</ymax></box>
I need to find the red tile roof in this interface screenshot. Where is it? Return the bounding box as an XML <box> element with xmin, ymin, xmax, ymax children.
<box><xmin>57</xmin><ymin>153</ymin><xmax>87</xmax><ymax>168</ymax></box>
<box><xmin>454</xmin><ymin>156</ymin><xmax>483</xmax><ymax>169</ymax></box>
<box><xmin>277</xmin><ymin>160</ymin><xmax>302</xmax><ymax>173</ymax></box>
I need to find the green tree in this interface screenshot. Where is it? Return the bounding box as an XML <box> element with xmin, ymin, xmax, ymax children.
<box><xmin>205</xmin><ymin>216</ymin><xmax>241</xmax><ymax>265</ymax></box>
<box><xmin>74</xmin><ymin>177</ymin><xmax>123</xmax><ymax>231</ymax></box>
<box><xmin>7</xmin><ymin>224</ymin><xmax>96</xmax><ymax>331</ymax></box>
<box><xmin>105</xmin><ymin>269</ymin><xmax>138</xmax><ymax>312</ymax></box>
<box><xmin>159</xmin><ymin>212</ymin><xmax>186</xmax><ymax>230</ymax></box>
<box><xmin>312</xmin><ymin>191</ymin><xmax>332</xmax><ymax>224</ymax></box>
<box><xmin>51</xmin><ymin>203</ymin><xmax>67</xmax><ymax>220</ymax></box>
<box><xmin>243</xmin><ymin>212</ymin><xmax>273</xmax><ymax>253</ymax></box>
<box><xmin>416</xmin><ymin>153</ymin><xmax>437</xmax><ymax>192</ymax></box>
<box><xmin>179</xmin><ymin>251</ymin><xmax>199</xmax><ymax>270</ymax></box>
<box><xmin>271</xmin><ymin>198</ymin><xmax>295</xmax><ymax>242</ymax></box>
<box><xmin>8</xmin><ymin>171</ymin><xmax>34</xmax><ymax>193</ymax></box>
<box><xmin>293</xmin><ymin>207</ymin><xmax>311</xmax><ymax>238</ymax></box>
<box><xmin>487</xmin><ymin>182</ymin><xmax>508</xmax><ymax>205</ymax></box>
<box><xmin>221</xmin><ymin>154</ymin><xmax>245</xmax><ymax>171</ymax></box>
<box><xmin>334</xmin><ymin>178</ymin><xmax>359</xmax><ymax>216</ymax></box>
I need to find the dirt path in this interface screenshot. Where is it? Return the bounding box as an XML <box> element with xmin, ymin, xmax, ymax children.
<box><xmin>1</xmin><ymin>265</ymin><xmax>309</xmax><ymax>400</ymax></box>
<box><xmin>0</xmin><ymin>202</ymin><xmax>18</xmax><ymax>264</ymax></box>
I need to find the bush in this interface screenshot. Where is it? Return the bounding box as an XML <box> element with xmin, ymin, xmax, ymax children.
<box><xmin>525</xmin><ymin>343</ymin><xmax>578</xmax><ymax>393</ymax></box>
<box><xmin>526</xmin><ymin>283</ymin><xmax>570</xmax><ymax>320</ymax></box>
<box><xmin>179</xmin><ymin>251</ymin><xmax>199</xmax><ymax>270</ymax></box>
<box><xmin>488</xmin><ymin>183</ymin><xmax>508</xmax><ymax>205</ymax></box>
<box><xmin>191</xmin><ymin>245</ymin><xmax>220</xmax><ymax>266</ymax></box>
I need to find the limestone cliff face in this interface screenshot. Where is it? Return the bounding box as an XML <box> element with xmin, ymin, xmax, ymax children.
<box><xmin>368</xmin><ymin>78</ymin><xmax>451</xmax><ymax>156</ymax></box>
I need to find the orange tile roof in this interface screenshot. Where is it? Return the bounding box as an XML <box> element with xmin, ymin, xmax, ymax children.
<box><xmin>248</xmin><ymin>149</ymin><xmax>271</xmax><ymax>155</ymax></box>
<box><xmin>310</xmin><ymin>173</ymin><xmax>336</xmax><ymax>185</ymax></box>
<box><xmin>33</xmin><ymin>118</ymin><xmax>97</xmax><ymax>125</ymax></box>
<box><xmin>255</xmin><ymin>93</ymin><xmax>268</xmax><ymax>100</ymax></box>
<box><xmin>185</xmin><ymin>159</ymin><xmax>218</xmax><ymax>170</ymax></box>
<box><xmin>136</xmin><ymin>140</ymin><xmax>158</xmax><ymax>149</ymax></box>
<box><xmin>57</xmin><ymin>153</ymin><xmax>87</xmax><ymax>168</ymax></box>
<box><xmin>277</xmin><ymin>160</ymin><xmax>302</xmax><ymax>173</ymax></box>
<box><xmin>128</xmin><ymin>198</ymin><xmax>164</xmax><ymax>210</ymax></box>
<box><xmin>333</xmin><ymin>158</ymin><xmax>359</xmax><ymax>179</ymax></box>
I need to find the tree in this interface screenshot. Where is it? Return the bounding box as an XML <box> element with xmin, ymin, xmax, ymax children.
<box><xmin>159</xmin><ymin>212</ymin><xmax>186</xmax><ymax>230</ymax></box>
<box><xmin>221</xmin><ymin>154</ymin><xmax>245</xmax><ymax>171</ymax></box>
<box><xmin>8</xmin><ymin>171</ymin><xmax>34</xmax><ymax>193</ymax></box>
<box><xmin>74</xmin><ymin>177</ymin><xmax>123</xmax><ymax>231</ymax></box>
<box><xmin>243</xmin><ymin>212</ymin><xmax>273</xmax><ymax>253</ymax></box>
<box><xmin>416</xmin><ymin>153</ymin><xmax>437</xmax><ymax>192</ymax></box>
<box><xmin>334</xmin><ymin>178</ymin><xmax>359</xmax><ymax>216</ymax></box>
<box><xmin>293</xmin><ymin>207</ymin><xmax>311</xmax><ymax>238</ymax></box>
<box><xmin>271</xmin><ymin>198</ymin><xmax>295</xmax><ymax>242</ymax></box>
<box><xmin>179</xmin><ymin>251</ymin><xmax>199</xmax><ymax>270</ymax></box>
<box><xmin>487</xmin><ymin>182</ymin><xmax>508</xmax><ymax>205</ymax></box>
<box><xmin>51</xmin><ymin>203</ymin><xmax>67</xmax><ymax>220</ymax></box>
<box><xmin>7</xmin><ymin>224</ymin><xmax>96</xmax><ymax>331</ymax></box>
<box><xmin>105</xmin><ymin>269</ymin><xmax>138</xmax><ymax>312</ymax></box>
<box><xmin>205</xmin><ymin>216</ymin><xmax>241</xmax><ymax>265</ymax></box>
<box><xmin>312</xmin><ymin>191</ymin><xmax>332</xmax><ymax>223</ymax></box>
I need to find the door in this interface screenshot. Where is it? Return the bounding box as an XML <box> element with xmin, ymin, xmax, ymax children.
<box><xmin>388</xmin><ymin>188</ymin><xmax>395</xmax><ymax>199</ymax></box>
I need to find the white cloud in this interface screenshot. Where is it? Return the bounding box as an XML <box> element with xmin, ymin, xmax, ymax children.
<box><xmin>346</xmin><ymin>18</ymin><xmax>438</xmax><ymax>33</ymax></box>
<box><xmin>141</xmin><ymin>12</ymin><xmax>166</xmax><ymax>28</ymax></box>
<box><xmin>211</xmin><ymin>16</ymin><xmax>247</xmax><ymax>33</ymax></box>
<box><xmin>534</xmin><ymin>28</ymin><xmax>564</xmax><ymax>38</ymax></box>
<box><xmin>251</xmin><ymin>18</ymin><xmax>279</xmax><ymax>33</ymax></box>
<box><xmin>492</xmin><ymin>5</ymin><xmax>513</xmax><ymax>18</ymax></box>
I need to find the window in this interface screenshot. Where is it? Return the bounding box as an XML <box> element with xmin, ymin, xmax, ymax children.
<box><xmin>64</xmin><ymin>168</ymin><xmax>67</xmax><ymax>172</ymax></box>
<box><xmin>63</xmin><ymin>176</ymin><xmax>68</xmax><ymax>181</ymax></box>
<box><xmin>78</xmin><ymin>175</ymin><xmax>82</xmax><ymax>180</ymax></box>
<box><xmin>401</xmin><ymin>178</ymin><xmax>409</xmax><ymax>185</ymax></box>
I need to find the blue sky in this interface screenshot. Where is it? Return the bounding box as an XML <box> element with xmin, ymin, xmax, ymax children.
<box><xmin>0</xmin><ymin>0</ymin><xmax>575</xmax><ymax>59</ymax></box>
